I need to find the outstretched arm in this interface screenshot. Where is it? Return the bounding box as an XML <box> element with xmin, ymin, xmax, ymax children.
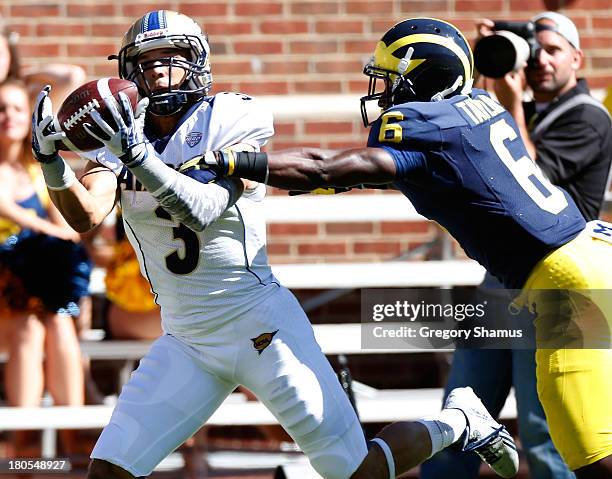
<box><xmin>268</xmin><ymin>147</ymin><xmax>397</xmax><ymax>190</ymax></box>
<box><xmin>24</xmin><ymin>64</ymin><xmax>86</xmax><ymax>105</ymax></box>
<box><xmin>197</xmin><ymin>146</ymin><xmax>398</xmax><ymax>191</ymax></box>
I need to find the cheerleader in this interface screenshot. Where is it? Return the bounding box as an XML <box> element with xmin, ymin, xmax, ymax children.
<box><xmin>0</xmin><ymin>79</ymin><xmax>89</xmax><ymax>456</ymax></box>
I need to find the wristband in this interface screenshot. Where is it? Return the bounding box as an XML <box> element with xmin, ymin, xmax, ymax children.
<box><xmin>205</xmin><ymin>150</ymin><xmax>269</xmax><ymax>183</ymax></box>
<box><xmin>40</xmin><ymin>155</ymin><xmax>77</xmax><ymax>191</ymax></box>
<box><xmin>232</xmin><ymin>151</ymin><xmax>269</xmax><ymax>183</ymax></box>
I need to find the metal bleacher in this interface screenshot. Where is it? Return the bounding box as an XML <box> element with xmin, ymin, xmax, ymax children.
<box><xmin>265</xmin><ymin>193</ymin><xmax>485</xmax><ymax>287</ymax></box>
<box><xmin>3</xmin><ymin>187</ymin><xmax>608</xmax><ymax>474</ymax></box>
<box><xmin>0</xmin><ymin>191</ymin><xmax>494</xmax><ymax>468</ymax></box>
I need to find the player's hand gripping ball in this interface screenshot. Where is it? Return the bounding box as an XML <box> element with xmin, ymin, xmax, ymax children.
<box><xmin>56</xmin><ymin>78</ymin><xmax>139</xmax><ymax>152</ymax></box>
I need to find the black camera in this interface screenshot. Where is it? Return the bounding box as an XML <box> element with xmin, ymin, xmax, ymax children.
<box><xmin>473</xmin><ymin>21</ymin><xmax>537</xmax><ymax>78</ymax></box>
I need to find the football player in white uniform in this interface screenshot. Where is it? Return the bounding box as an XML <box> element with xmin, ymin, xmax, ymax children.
<box><xmin>31</xmin><ymin>11</ymin><xmax>518</xmax><ymax>479</ymax></box>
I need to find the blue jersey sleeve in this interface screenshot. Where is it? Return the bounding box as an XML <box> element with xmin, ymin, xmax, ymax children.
<box><xmin>368</xmin><ymin>105</ymin><xmax>433</xmax><ymax>179</ymax></box>
<box><xmin>380</xmin><ymin>146</ymin><xmax>426</xmax><ymax>179</ymax></box>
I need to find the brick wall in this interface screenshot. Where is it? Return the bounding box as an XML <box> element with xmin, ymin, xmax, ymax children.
<box><xmin>6</xmin><ymin>0</ymin><xmax>612</xmax><ymax>92</ymax></box>
<box><xmin>5</xmin><ymin>0</ymin><xmax>611</xmax><ymax>264</ymax></box>
<box><xmin>266</xmin><ymin>214</ymin><xmax>439</xmax><ymax>264</ymax></box>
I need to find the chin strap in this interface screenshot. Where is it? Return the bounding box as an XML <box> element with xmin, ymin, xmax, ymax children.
<box><xmin>431</xmin><ymin>75</ymin><xmax>464</xmax><ymax>102</ymax></box>
<box><xmin>149</xmin><ymin>92</ymin><xmax>189</xmax><ymax>116</ymax></box>
<box><xmin>393</xmin><ymin>47</ymin><xmax>415</xmax><ymax>92</ymax></box>
<box><xmin>396</xmin><ymin>47</ymin><xmax>414</xmax><ymax>75</ymax></box>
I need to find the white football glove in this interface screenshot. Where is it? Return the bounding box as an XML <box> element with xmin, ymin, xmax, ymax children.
<box><xmin>83</xmin><ymin>93</ymin><xmax>150</xmax><ymax>168</ymax></box>
<box><xmin>31</xmin><ymin>85</ymin><xmax>66</xmax><ymax>163</ymax></box>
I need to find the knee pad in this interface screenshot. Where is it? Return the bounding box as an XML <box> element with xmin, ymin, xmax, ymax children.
<box><xmin>307</xmin><ymin>421</ymin><xmax>368</xmax><ymax>479</ymax></box>
<box><xmin>309</xmin><ymin>450</ymin><xmax>360</xmax><ymax>479</ymax></box>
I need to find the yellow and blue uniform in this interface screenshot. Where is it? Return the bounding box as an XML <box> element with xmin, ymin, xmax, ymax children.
<box><xmin>0</xmin><ymin>190</ymin><xmax>51</xmax><ymax>315</ymax></box>
<box><xmin>369</xmin><ymin>89</ymin><xmax>612</xmax><ymax>469</ymax></box>
<box><xmin>0</xmin><ymin>164</ymin><xmax>50</xmax><ymax>243</ymax></box>
<box><xmin>369</xmin><ymin>88</ymin><xmax>585</xmax><ymax>288</ymax></box>
<box><xmin>0</xmin><ymin>169</ymin><xmax>91</xmax><ymax>316</ymax></box>
<box><xmin>0</xmin><ymin>192</ymin><xmax>48</xmax><ymax>242</ymax></box>
<box><xmin>104</xmin><ymin>213</ymin><xmax>157</xmax><ymax>313</ymax></box>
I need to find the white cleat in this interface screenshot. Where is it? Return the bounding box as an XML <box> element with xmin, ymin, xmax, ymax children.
<box><xmin>445</xmin><ymin>386</ymin><xmax>519</xmax><ymax>478</ymax></box>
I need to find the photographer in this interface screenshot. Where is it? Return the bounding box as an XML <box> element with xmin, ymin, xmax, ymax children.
<box><xmin>476</xmin><ymin>12</ymin><xmax>611</xmax><ymax>220</ymax></box>
<box><xmin>422</xmin><ymin>12</ymin><xmax>612</xmax><ymax>479</ymax></box>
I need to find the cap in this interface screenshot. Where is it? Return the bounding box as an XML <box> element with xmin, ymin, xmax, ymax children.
<box><xmin>531</xmin><ymin>11</ymin><xmax>580</xmax><ymax>49</ymax></box>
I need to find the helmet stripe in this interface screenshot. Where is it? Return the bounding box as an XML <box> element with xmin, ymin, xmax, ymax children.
<box><xmin>141</xmin><ymin>12</ymin><xmax>149</xmax><ymax>33</ymax></box>
<box><xmin>387</xmin><ymin>33</ymin><xmax>472</xmax><ymax>81</ymax></box>
<box><xmin>432</xmin><ymin>18</ymin><xmax>474</xmax><ymax>68</ymax></box>
<box><xmin>147</xmin><ymin>11</ymin><xmax>161</xmax><ymax>31</ymax></box>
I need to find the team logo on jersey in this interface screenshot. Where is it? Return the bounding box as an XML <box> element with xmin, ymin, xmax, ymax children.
<box><xmin>251</xmin><ymin>330</ymin><xmax>278</xmax><ymax>355</ymax></box>
<box><xmin>589</xmin><ymin>221</ymin><xmax>612</xmax><ymax>244</ymax></box>
<box><xmin>186</xmin><ymin>132</ymin><xmax>203</xmax><ymax>147</ymax></box>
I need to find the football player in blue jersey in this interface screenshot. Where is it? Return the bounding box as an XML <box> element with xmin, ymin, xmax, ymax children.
<box><xmin>200</xmin><ymin>17</ymin><xmax>612</xmax><ymax>478</ymax></box>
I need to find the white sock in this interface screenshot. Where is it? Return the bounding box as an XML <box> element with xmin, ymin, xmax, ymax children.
<box><xmin>416</xmin><ymin>408</ymin><xmax>467</xmax><ymax>457</ymax></box>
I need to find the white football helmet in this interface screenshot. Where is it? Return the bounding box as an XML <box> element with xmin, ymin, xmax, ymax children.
<box><xmin>115</xmin><ymin>10</ymin><xmax>212</xmax><ymax>115</ymax></box>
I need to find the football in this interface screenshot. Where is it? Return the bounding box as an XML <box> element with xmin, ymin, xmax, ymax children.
<box><xmin>55</xmin><ymin>78</ymin><xmax>139</xmax><ymax>152</ymax></box>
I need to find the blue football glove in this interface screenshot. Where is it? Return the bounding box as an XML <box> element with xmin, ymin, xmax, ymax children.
<box><xmin>31</xmin><ymin>86</ymin><xmax>66</xmax><ymax>163</ymax></box>
<box><xmin>83</xmin><ymin>93</ymin><xmax>150</xmax><ymax>168</ymax></box>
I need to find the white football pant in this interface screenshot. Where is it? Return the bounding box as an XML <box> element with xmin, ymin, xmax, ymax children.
<box><xmin>91</xmin><ymin>286</ymin><xmax>368</xmax><ymax>478</ymax></box>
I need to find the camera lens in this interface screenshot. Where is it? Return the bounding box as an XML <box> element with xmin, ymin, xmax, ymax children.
<box><xmin>474</xmin><ymin>31</ymin><xmax>530</xmax><ymax>78</ymax></box>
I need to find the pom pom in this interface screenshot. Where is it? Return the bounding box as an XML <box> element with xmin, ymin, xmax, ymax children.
<box><xmin>105</xmin><ymin>238</ymin><xmax>157</xmax><ymax>313</ymax></box>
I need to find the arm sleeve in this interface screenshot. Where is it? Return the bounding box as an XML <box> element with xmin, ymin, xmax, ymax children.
<box><xmin>129</xmin><ymin>149</ymin><xmax>239</xmax><ymax>232</ymax></box>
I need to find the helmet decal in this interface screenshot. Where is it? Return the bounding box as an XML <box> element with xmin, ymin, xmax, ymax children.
<box><xmin>378</xmin><ymin>33</ymin><xmax>472</xmax><ymax>82</ymax></box>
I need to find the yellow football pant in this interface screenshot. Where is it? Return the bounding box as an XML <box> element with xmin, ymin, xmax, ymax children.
<box><xmin>520</xmin><ymin>222</ymin><xmax>612</xmax><ymax>470</ymax></box>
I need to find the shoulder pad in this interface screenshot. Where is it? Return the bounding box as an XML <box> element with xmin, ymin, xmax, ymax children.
<box><xmin>209</xmin><ymin>92</ymin><xmax>274</xmax><ymax>150</ymax></box>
